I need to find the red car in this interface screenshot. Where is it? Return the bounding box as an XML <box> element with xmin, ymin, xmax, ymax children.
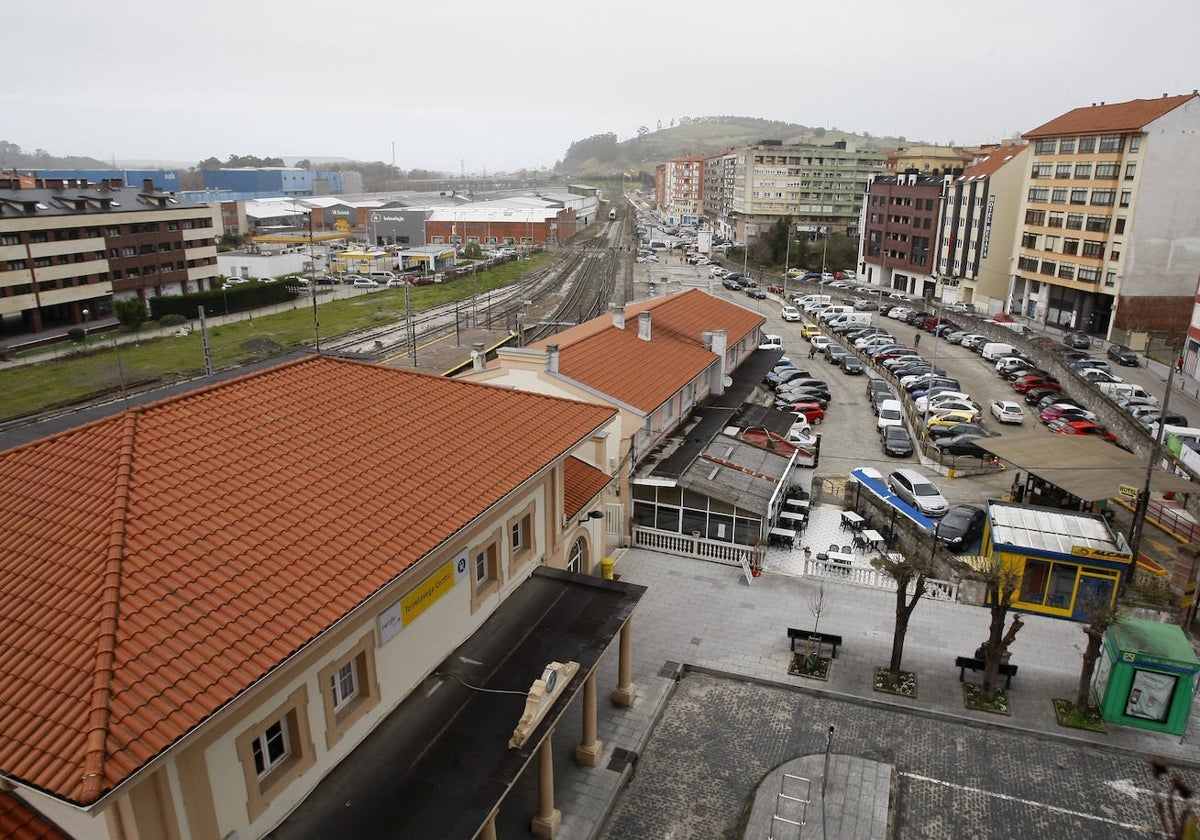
<box><xmin>1012</xmin><ymin>375</ymin><xmax>1060</xmax><ymax>394</ymax></box>
<box><xmin>1039</xmin><ymin>404</ymin><xmax>1097</xmax><ymax>424</ymax></box>
<box><xmin>1047</xmin><ymin>419</ymin><xmax>1117</xmax><ymax>441</ymax></box>
<box><xmin>788</xmin><ymin>402</ymin><xmax>825</xmax><ymax>424</ymax></box>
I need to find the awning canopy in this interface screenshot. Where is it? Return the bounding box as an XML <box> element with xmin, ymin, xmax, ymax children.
<box><xmin>974</xmin><ymin>435</ymin><xmax>1195</xmax><ymax>501</ymax></box>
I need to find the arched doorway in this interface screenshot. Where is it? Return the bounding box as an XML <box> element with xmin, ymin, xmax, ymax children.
<box><xmin>568</xmin><ymin>536</ymin><xmax>586</xmax><ymax>573</ymax></box>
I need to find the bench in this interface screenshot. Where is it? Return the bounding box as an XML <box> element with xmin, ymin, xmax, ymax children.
<box><xmin>788</xmin><ymin>628</ymin><xmax>843</xmax><ymax>659</ymax></box>
<box><xmin>954</xmin><ymin>656</ymin><xmax>1018</xmax><ymax>689</ymax></box>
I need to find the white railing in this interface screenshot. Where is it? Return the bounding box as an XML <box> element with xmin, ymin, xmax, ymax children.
<box><xmin>632</xmin><ymin>526</ymin><xmax>753</xmax><ymax>567</ymax></box>
<box><xmin>803</xmin><ymin>556</ymin><xmax>958</xmax><ymax>600</ymax></box>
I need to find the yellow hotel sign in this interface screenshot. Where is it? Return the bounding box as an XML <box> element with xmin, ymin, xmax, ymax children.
<box><xmin>401</xmin><ymin>561</ymin><xmax>456</xmax><ymax>626</ymax></box>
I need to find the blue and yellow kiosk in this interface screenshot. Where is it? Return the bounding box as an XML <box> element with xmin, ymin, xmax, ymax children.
<box><xmin>981</xmin><ymin>501</ymin><xmax>1130</xmax><ymax>620</ymax></box>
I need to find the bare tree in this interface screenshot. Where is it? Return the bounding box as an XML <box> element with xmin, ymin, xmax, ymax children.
<box><xmin>872</xmin><ymin>544</ymin><xmax>937</xmax><ymax>691</ymax></box>
<box><xmin>977</xmin><ymin>557</ymin><xmax>1025</xmax><ymax>702</ymax></box>
<box><xmin>803</xmin><ymin>584</ymin><xmax>832</xmax><ymax>672</ymax></box>
<box><xmin>1146</xmin><ymin>757</ymin><xmax>1197</xmax><ymax>839</ymax></box>
<box><xmin>1074</xmin><ymin>595</ymin><xmax>1122</xmax><ymax>717</ymax></box>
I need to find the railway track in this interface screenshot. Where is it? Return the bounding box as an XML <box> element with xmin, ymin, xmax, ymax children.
<box><xmin>325</xmin><ymin>218</ymin><xmax>628</xmax><ymax>359</ymax></box>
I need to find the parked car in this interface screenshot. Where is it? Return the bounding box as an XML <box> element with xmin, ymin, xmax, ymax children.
<box><xmin>887</xmin><ymin>469</ymin><xmax>949</xmax><ymax>517</ymax></box>
<box><xmin>934</xmin><ymin>434</ymin><xmax>991</xmax><ymax>457</ymax></box>
<box><xmin>925</xmin><ymin>411</ymin><xmax>980</xmax><ymax>431</ymax></box>
<box><xmin>990</xmin><ymin>401</ymin><xmax>1025</xmax><ymax>424</ymax></box>
<box><xmin>1040</xmin><ymin>404</ymin><xmax>1098</xmax><ymax>424</ymax></box>
<box><xmin>922</xmin><ymin>398</ymin><xmax>981</xmax><ymax>420</ymax></box>
<box><xmin>839</xmin><ymin>355</ymin><xmax>865</xmax><ymax>375</ymax></box>
<box><xmin>876</xmin><ymin>399</ymin><xmax>904</xmax><ymax>434</ymax></box>
<box><xmin>781</xmin><ymin>305</ymin><xmax>802</xmax><ymax>322</ymax></box>
<box><xmin>746</xmin><ymin>287</ymin><xmax>768</xmax><ymax>299</ymax></box>
<box><xmin>1047</xmin><ymin>419</ymin><xmax>1118</xmax><ymax>441</ymax></box>
<box><xmin>1107</xmin><ymin>344</ymin><xmax>1141</xmax><ymax>366</ymax></box>
<box><xmin>1012</xmin><ymin>375</ymin><xmax>1060</xmax><ymax>394</ymax></box>
<box><xmin>352</xmin><ymin>277</ymin><xmax>381</xmax><ymax>288</ymax></box>
<box><xmin>1080</xmin><ymin>368</ymin><xmax>1124</xmax><ymax>384</ymax></box>
<box><xmin>789</xmin><ymin>402</ymin><xmax>826</xmax><ymax>424</ymax></box>
<box><xmin>881</xmin><ymin>425</ymin><xmax>914</xmax><ymax>457</ymax></box>
<box><xmin>801</xmin><ymin>322</ymin><xmax>822</xmax><ymax>339</ymax></box>
<box><xmin>926</xmin><ymin>422</ymin><xmax>996</xmax><ymax>443</ymax></box>
<box><xmin>935</xmin><ymin>505</ymin><xmax>987</xmax><ymax>551</ymax></box>
<box><xmin>1136</xmin><ymin>410</ymin><xmax>1190</xmax><ymax>428</ymax></box>
<box><xmin>914</xmin><ymin>391</ymin><xmax>972</xmax><ymax>413</ymax></box>
<box><xmin>1062</xmin><ymin>332</ymin><xmax>1092</xmax><ymax>349</ymax></box>
<box><xmin>1024</xmin><ymin>387</ymin><xmax>1061</xmax><ymax>405</ymax></box>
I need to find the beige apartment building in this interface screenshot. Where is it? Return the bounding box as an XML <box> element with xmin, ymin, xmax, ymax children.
<box><xmin>704</xmin><ymin>141</ymin><xmax>886</xmax><ymax>245</ymax></box>
<box><xmin>935</xmin><ymin>144</ymin><xmax>1029</xmax><ymax>315</ymax></box>
<box><xmin>1010</xmin><ymin>93</ymin><xmax>1200</xmax><ymax>343</ymax></box>
<box><xmin>654</xmin><ymin>155</ymin><xmax>706</xmax><ymax>226</ymax></box>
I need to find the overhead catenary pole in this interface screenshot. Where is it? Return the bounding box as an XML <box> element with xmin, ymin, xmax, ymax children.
<box><xmin>1127</xmin><ymin>343</ymin><xmax>1180</xmax><ymax>581</ymax></box>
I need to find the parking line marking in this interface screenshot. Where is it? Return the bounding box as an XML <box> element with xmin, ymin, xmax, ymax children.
<box><xmin>899</xmin><ymin>771</ymin><xmax>1151</xmax><ymax>833</ymax></box>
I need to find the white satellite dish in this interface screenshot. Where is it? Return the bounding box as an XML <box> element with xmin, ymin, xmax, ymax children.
<box><xmin>722</xmin><ymin>376</ymin><xmax>733</xmax><ymax>387</ymax></box>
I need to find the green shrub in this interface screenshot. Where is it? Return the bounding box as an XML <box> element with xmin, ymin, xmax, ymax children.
<box><xmin>158</xmin><ymin>313</ymin><xmax>188</xmax><ymax>327</ymax></box>
<box><xmin>67</xmin><ymin>327</ymin><xmax>86</xmax><ymax>343</ymax></box>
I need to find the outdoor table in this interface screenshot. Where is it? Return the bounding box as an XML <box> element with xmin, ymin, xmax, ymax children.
<box><xmin>840</xmin><ymin>510</ymin><xmax>864</xmax><ymax>531</ymax></box>
<box><xmin>769</xmin><ymin>527</ymin><xmax>797</xmax><ymax>547</ymax></box>
<box><xmin>785</xmin><ymin>497</ymin><xmax>810</xmax><ymax>511</ymax></box>
<box><xmin>779</xmin><ymin>510</ymin><xmax>807</xmax><ymax>527</ymax></box>
<box><xmin>861</xmin><ymin>529</ymin><xmax>885</xmax><ymax>551</ymax></box>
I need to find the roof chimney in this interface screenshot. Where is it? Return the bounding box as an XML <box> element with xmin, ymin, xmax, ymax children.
<box><xmin>638</xmin><ymin>311</ymin><xmax>652</xmax><ymax>341</ymax></box>
<box><xmin>471</xmin><ymin>342</ymin><xmax>486</xmax><ymax>371</ymax></box>
<box><xmin>142</xmin><ymin>178</ymin><xmax>154</xmax><ymax>191</ymax></box>
<box><xmin>612</xmin><ymin>306</ymin><xmax>626</xmax><ymax>330</ymax></box>
<box><xmin>546</xmin><ymin>343</ymin><xmax>559</xmax><ymax>374</ymax></box>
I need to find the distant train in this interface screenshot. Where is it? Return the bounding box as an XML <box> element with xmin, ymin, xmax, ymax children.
<box><xmin>608</xmin><ymin>208</ymin><xmax>617</xmax><ymax>220</ymax></box>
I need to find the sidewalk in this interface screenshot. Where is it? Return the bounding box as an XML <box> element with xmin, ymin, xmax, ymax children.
<box><xmin>510</xmin><ymin>507</ymin><xmax>1200</xmax><ymax>840</ymax></box>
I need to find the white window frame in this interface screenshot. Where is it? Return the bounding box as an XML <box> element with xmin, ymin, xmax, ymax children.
<box><xmin>331</xmin><ymin>660</ymin><xmax>359</xmax><ymax>710</ymax></box>
<box><xmin>252</xmin><ymin>719</ymin><xmax>291</xmax><ymax>779</ymax></box>
<box><xmin>511</xmin><ymin>518</ymin><xmax>525</xmax><ymax>552</ymax></box>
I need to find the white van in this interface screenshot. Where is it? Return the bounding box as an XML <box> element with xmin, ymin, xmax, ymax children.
<box><xmin>1097</xmin><ymin>382</ymin><xmax>1157</xmax><ymax>404</ymax></box>
<box><xmin>795</xmin><ymin>293</ymin><xmax>831</xmax><ymax>308</ymax></box>
<box><xmin>829</xmin><ymin>312</ymin><xmax>872</xmax><ymax>329</ymax></box>
<box><xmin>759</xmin><ymin>334</ymin><xmax>784</xmax><ymax>351</ymax></box>
<box><xmin>1149</xmin><ymin>424</ymin><xmax>1200</xmax><ymax>444</ymax></box>
<box><xmin>980</xmin><ymin>342</ymin><xmax>1018</xmax><ymax>361</ymax></box>
<box><xmin>876</xmin><ymin>399</ymin><xmax>904</xmax><ymax>434</ymax></box>
<box><xmin>368</xmin><ymin>270</ymin><xmax>398</xmax><ymax>282</ymax></box>
<box><xmin>820</xmin><ymin>305</ymin><xmax>853</xmax><ymax>323</ymax></box>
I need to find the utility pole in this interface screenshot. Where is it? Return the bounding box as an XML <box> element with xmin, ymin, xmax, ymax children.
<box><xmin>1127</xmin><ymin>342</ymin><xmax>1180</xmax><ymax>581</ymax></box>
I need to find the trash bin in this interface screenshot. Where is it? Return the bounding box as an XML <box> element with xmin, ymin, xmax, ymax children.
<box><xmin>600</xmin><ymin>557</ymin><xmax>615</xmax><ymax>580</ymax></box>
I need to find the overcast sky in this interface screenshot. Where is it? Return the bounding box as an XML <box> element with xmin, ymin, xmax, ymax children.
<box><xmin>5</xmin><ymin>0</ymin><xmax>1196</xmax><ymax>174</ymax></box>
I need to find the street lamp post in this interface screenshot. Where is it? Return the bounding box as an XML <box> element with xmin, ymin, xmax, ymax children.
<box><xmin>81</xmin><ymin>308</ymin><xmax>90</xmax><ymax>346</ymax></box>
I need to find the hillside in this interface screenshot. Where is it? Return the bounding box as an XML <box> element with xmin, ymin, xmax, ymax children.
<box><xmin>558</xmin><ymin>117</ymin><xmax>911</xmax><ymax>177</ymax></box>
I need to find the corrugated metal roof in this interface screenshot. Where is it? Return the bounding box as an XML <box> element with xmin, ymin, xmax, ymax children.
<box><xmin>988</xmin><ymin>501</ymin><xmax>1125</xmax><ymax>556</ymax></box>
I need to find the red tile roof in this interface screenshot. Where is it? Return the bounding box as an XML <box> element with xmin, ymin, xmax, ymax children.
<box><xmin>0</xmin><ymin>791</ymin><xmax>69</xmax><ymax>840</ymax></box>
<box><xmin>0</xmin><ymin>356</ymin><xmax>616</xmax><ymax>804</ymax></box>
<box><xmin>534</xmin><ymin>290</ymin><xmax>765</xmax><ymax>413</ymax></box>
<box><xmin>1024</xmin><ymin>94</ymin><xmax>1196</xmax><ymax>138</ymax></box>
<box><xmin>563</xmin><ymin>457</ymin><xmax>612</xmax><ymax>520</ymax></box>
<box><xmin>957</xmin><ymin>144</ymin><xmax>1027</xmax><ymax>181</ymax></box>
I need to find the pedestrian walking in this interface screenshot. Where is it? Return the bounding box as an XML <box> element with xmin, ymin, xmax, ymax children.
<box><xmin>1177</xmin><ymin>355</ymin><xmax>1184</xmax><ymax>374</ymax></box>
<box><xmin>808</xmin><ymin>344</ymin><xmax>818</xmax><ymax>360</ymax></box>
<box><xmin>913</xmin><ymin>332</ymin><xmax>921</xmax><ymax>349</ymax></box>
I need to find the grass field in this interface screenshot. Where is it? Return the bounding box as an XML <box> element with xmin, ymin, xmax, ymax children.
<box><xmin>0</xmin><ymin>255</ymin><xmax>544</xmax><ymax>423</ymax></box>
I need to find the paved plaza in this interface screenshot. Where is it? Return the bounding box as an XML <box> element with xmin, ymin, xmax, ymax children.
<box><xmin>491</xmin><ymin>533</ymin><xmax>1200</xmax><ymax>840</ymax></box>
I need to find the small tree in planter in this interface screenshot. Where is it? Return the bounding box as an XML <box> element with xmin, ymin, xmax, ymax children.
<box><xmin>975</xmin><ymin>556</ymin><xmax>1025</xmax><ymax>705</ymax></box>
<box><xmin>793</xmin><ymin>584</ymin><xmax>833</xmax><ymax>678</ymax></box>
<box><xmin>872</xmin><ymin>540</ymin><xmax>938</xmax><ymax>695</ymax></box>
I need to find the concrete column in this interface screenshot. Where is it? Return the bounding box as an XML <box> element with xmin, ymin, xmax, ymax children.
<box><xmin>575</xmin><ymin>672</ymin><xmax>603</xmax><ymax>766</ymax></box>
<box><xmin>530</xmin><ymin>727</ymin><xmax>562</xmax><ymax>838</ymax></box>
<box><xmin>611</xmin><ymin>619</ymin><xmax>637</xmax><ymax>707</ymax></box>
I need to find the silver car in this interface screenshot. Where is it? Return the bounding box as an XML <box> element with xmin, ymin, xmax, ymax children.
<box><xmin>887</xmin><ymin>468</ymin><xmax>949</xmax><ymax>517</ymax></box>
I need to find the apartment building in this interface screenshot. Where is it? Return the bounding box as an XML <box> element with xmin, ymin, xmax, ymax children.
<box><xmin>0</xmin><ymin>175</ymin><xmax>220</xmax><ymax>334</ymax></box>
<box><xmin>0</xmin><ymin>356</ymin><xmax>643</xmax><ymax>839</ymax></box>
<box><xmin>886</xmin><ymin>144</ymin><xmax>974</xmax><ymax>174</ymax></box>
<box><xmin>936</xmin><ymin>144</ymin><xmax>1029</xmax><ymax>314</ymax></box>
<box><xmin>708</xmin><ymin>140</ymin><xmax>886</xmax><ymax>245</ymax></box>
<box><xmin>1011</xmin><ymin>93</ymin><xmax>1200</xmax><ymax>342</ymax></box>
<box><xmin>654</xmin><ymin>155</ymin><xmax>705</xmax><ymax>226</ymax></box>
<box><xmin>702</xmin><ymin>149</ymin><xmax>739</xmax><ymax>240</ymax></box>
<box><xmin>859</xmin><ymin>171</ymin><xmax>946</xmax><ymax>297</ymax></box>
